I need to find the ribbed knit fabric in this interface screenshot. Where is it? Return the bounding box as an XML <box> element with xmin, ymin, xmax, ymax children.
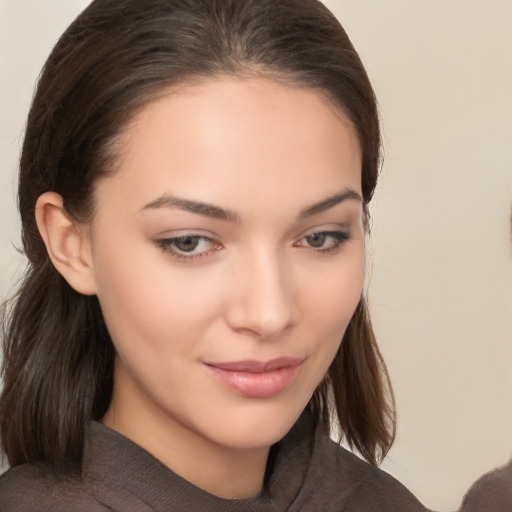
<box><xmin>0</xmin><ymin>414</ymin><xmax>428</xmax><ymax>511</ymax></box>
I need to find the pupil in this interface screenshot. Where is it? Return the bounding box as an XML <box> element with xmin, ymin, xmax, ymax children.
<box><xmin>175</xmin><ymin>236</ymin><xmax>199</xmax><ymax>252</ymax></box>
<box><xmin>307</xmin><ymin>233</ymin><xmax>326</xmax><ymax>248</ymax></box>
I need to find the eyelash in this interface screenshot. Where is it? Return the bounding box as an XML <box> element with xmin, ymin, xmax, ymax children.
<box><xmin>155</xmin><ymin>235</ymin><xmax>220</xmax><ymax>261</ymax></box>
<box><xmin>155</xmin><ymin>230</ymin><xmax>351</xmax><ymax>262</ymax></box>
<box><xmin>293</xmin><ymin>230</ymin><xmax>351</xmax><ymax>254</ymax></box>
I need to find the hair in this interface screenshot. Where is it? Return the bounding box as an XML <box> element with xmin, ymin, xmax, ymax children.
<box><xmin>1</xmin><ymin>0</ymin><xmax>395</xmax><ymax>474</ymax></box>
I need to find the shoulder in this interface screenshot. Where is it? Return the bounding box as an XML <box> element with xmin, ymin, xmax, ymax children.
<box><xmin>459</xmin><ymin>460</ymin><xmax>512</xmax><ymax>512</ymax></box>
<box><xmin>0</xmin><ymin>464</ymin><xmax>109</xmax><ymax>512</ymax></box>
<box><xmin>338</xmin><ymin>445</ymin><xmax>428</xmax><ymax>510</ymax></box>
<box><xmin>306</xmin><ymin>430</ymin><xmax>431</xmax><ymax>511</ymax></box>
<box><xmin>276</xmin><ymin>414</ymin><xmax>430</xmax><ymax>511</ymax></box>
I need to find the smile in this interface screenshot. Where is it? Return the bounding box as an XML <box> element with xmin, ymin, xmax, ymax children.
<box><xmin>204</xmin><ymin>357</ymin><xmax>304</xmax><ymax>398</ymax></box>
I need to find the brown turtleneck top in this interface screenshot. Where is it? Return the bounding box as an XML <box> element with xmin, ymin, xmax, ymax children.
<box><xmin>0</xmin><ymin>414</ymin><xmax>428</xmax><ymax>511</ymax></box>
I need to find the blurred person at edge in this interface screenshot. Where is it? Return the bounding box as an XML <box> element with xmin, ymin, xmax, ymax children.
<box><xmin>459</xmin><ymin>460</ymin><xmax>512</xmax><ymax>512</ymax></box>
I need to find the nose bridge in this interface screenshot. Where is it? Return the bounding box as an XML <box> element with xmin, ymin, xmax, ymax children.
<box><xmin>227</xmin><ymin>244</ymin><xmax>298</xmax><ymax>338</ymax></box>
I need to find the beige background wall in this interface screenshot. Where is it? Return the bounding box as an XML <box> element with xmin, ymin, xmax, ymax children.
<box><xmin>1</xmin><ymin>1</ymin><xmax>511</xmax><ymax>510</ymax></box>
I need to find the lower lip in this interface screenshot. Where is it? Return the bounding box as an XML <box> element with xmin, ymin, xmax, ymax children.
<box><xmin>205</xmin><ymin>363</ymin><xmax>302</xmax><ymax>398</ymax></box>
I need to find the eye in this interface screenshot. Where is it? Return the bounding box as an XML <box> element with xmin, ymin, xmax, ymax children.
<box><xmin>155</xmin><ymin>235</ymin><xmax>221</xmax><ymax>261</ymax></box>
<box><xmin>294</xmin><ymin>230</ymin><xmax>350</xmax><ymax>253</ymax></box>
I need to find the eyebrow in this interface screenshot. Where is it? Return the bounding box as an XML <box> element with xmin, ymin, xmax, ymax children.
<box><xmin>142</xmin><ymin>196</ymin><xmax>240</xmax><ymax>222</ymax></box>
<box><xmin>142</xmin><ymin>188</ymin><xmax>362</xmax><ymax>222</ymax></box>
<box><xmin>299</xmin><ymin>189</ymin><xmax>362</xmax><ymax>218</ymax></box>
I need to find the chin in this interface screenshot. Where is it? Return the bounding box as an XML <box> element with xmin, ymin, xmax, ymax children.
<box><xmin>205</xmin><ymin>401</ymin><xmax>307</xmax><ymax>451</ymax></box>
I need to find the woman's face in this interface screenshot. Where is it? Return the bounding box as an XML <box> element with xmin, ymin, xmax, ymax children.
<box><xmin>87</xmin><ymin>77</ymin><xmax>365</xmax><ymax>459</ymax></box>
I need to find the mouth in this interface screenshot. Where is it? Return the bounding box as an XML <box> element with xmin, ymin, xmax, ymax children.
<box><xmin>204</xmin><ymin>357</ymin><xmax>304</xmax><ymax>398</ymax></box>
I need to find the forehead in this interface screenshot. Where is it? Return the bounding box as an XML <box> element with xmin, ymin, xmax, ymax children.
<box><xmin>96</xmin><ymin>77</ymin><xmax>362</xmax><ymax>214</ymax></box>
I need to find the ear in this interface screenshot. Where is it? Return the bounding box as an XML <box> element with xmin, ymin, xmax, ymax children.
<box><xmin>35</xmin><ymin>192</ymin><xmax>97</xmax><ymax>295</ymax></box>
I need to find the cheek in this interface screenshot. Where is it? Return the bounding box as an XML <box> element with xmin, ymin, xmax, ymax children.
<box><xmin>90</xmin><ymin>235</ymin><xmax>172</xmax><ymax>349</ymax></box>
<box><xmin>91</xmin><ymin>237</ymin><xmax>224</xmax><ymax>356</ymax></box>
<box><xmin>285</xmin><ymin>250</ymin><xmax>365</xmax><ymax>408</ymax></box>
<box><xmin>306</xmin><ymin>250</ymin><xmax>365</xmax><ymax>334</ymax></box>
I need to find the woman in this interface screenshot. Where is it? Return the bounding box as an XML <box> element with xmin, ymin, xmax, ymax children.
<box><xmin>0</xmin><ymin>0</ymin><xmax>428</xmax><ymax>510</ymax></box>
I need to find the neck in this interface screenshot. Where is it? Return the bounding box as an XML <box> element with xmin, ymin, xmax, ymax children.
<box><xmin>103</xmin><ymin>403</ymin><xmax>270</xmax><ymax>499</ymax></box>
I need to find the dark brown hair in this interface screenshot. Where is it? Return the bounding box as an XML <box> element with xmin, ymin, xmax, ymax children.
<box><xmin>1</xmin><ymin>0</ymin><xmax>394</xmax><ymax>473</ymax></box>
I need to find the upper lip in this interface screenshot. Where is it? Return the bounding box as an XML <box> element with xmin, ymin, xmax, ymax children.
<box><xmin>204</xmin><ymin>357</ymin><xmax>304</xmax><ymax>373</ymax></box>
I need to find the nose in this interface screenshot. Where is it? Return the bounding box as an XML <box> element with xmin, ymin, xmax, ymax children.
<box><xmin>224</xmin><ymin>248</ymin><xmax>299</xmax><ymax>339</ymax></box>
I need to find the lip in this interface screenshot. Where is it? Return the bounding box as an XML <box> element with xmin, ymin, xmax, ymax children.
<box><xmin>204</xmin><ymin>357</ymin><xmax>304</xmax><ymax>398</ymax></box>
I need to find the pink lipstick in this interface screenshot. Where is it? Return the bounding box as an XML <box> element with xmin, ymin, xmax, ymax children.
<box><xmin>204</xmin><ymin>357</ymin><xmax>303</xmax><ymax>398</ymax></box>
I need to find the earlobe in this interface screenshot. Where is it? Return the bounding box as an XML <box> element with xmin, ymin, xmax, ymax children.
<box><xmin>35</xmin><ymin>192</ymin><xmax>97</xmax><ymax>296</ymax></box>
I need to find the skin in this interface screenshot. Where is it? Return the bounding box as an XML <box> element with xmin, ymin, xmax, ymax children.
<box><xmin>37</xmin><ymin>77</ymin><xmax>365</xmax><ymax>498</ymax></box>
